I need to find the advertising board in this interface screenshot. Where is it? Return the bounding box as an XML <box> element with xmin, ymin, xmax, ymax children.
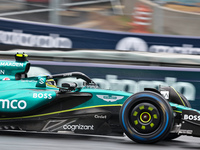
<box><xmin>0</xmin><ymin>18</ymin><xmax>200</xmax><ymax>55</ymax></box>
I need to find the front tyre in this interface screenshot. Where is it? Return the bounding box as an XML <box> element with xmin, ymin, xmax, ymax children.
<box><xmin>119</xmin><ymin>91</ymin><xmax>174</xmax><ymax>144</ymax></box>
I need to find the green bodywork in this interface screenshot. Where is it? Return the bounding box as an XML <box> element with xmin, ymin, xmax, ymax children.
<box><xmin>74</xmin><ymin>88</ymin><xmax>131</xmax><ymax>109</ymax></box>
<box><xmin>0</xmin><ymin>57</ymin><xmax>196</xmax><ymax>116</ymax></box>
<box><xmin>0</xmin><ymin>79</ymin><xmax>57</xmax><ymax>113</ymax></box>
<box><xmin>0</xmin><ymin>76</ymin><xmax>131</xmax><ymax>113</ymax></box>
<box><xmin>170</xmin><ymin>102</ymin><xmax>200</xmax><ymax>114</ymax></box>
<box><xmin>0</xmin><ymin>55</ymin><xmax>132</xmax><ymax>114</ymax></box>
<box><xmin>0</xmin><ymin>58</ymin><xmax>131</xmax><ymax>114</ymax></box>
<box><xmin>0</xmin><ymin>77</ymin><xmax>194</xmax><ymax>115</ymax></box>
<box><xmin>0</xmin><ymin>60</ymin><xmax>30</xmax><ymax>80</ymax></box>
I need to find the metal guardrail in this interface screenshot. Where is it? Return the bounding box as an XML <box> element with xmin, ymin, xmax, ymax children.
<box><xmin>1</xmin><ymin>49</ymin><xmax>200</xmax><ymax>68</ymax></box>
<box><xmin>62</xmin><ymin>0</ymin><xmax>116</xmax><ymax>7</ymax></box>
<box><xmin>0</xmin><ymin>8</ymin><xmax>64</xmax><ymax>17</ymax></box>
<box><xmin>158</xmin><ymin>0</ymin><xmax>199</xmax><ymax>5</ymax></box>
<box><xmin>0</xmin><ymin>0</ymin><xmax>123</xmax><ymax>24</ymax></box>
<box><xmin>0</xmin><ymin>0</ymin><xmax>123</xmax><ymax>17</ymax></box>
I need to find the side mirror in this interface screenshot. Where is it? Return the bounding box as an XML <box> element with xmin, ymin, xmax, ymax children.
<box><xmin>60</xmin><ymin>82</ymin><xmax>77</xmax><ymax>92</ymax></box>
<box><xmin>62</xmin><ymin>82</ymin><xmax>77</xmax><ymax>88</ymax></box>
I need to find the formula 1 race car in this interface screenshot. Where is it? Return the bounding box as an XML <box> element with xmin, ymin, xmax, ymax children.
<box><xmin>0</xmin><ymin>53</ymin><xmax>199</xmax><ymax>143</ymax></box>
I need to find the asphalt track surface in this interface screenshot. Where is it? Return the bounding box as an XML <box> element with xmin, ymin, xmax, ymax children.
<box><xmin>0</xmin><ymin>132</ymin><xmax>200</xmax><ymax>150</ymax></box>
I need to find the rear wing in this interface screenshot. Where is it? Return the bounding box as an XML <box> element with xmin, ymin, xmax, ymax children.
<box><xmin>0</xmin><ymin>53</ymin><xmax>30</xmax><ymax>80</ymax></box>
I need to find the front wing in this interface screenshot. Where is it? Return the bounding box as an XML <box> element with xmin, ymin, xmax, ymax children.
<box><xmin>171</xmin><ymin>103</ymin><xmax>200</xmax><ymax>137</ymax></box>
<box><xmin>180</xmin><ymin>110</ymin><xmax>200</xmax><ymax>136</ymax></box>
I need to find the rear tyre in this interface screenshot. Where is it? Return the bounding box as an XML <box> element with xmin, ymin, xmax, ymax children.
<box><xmin>119</xmin><ymin>91</ymin><xmax>174</xmax><ymax>143</ymax></box>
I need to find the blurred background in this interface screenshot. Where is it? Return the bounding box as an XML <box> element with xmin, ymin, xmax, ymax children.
<box><xmin>0</xmin><ymin>0</ymin><xmax>199</xmax><ymax>35</ymax></box>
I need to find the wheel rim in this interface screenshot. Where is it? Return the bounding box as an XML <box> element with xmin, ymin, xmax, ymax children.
<box><xmin>130</xmin><ymin>102</ymin><xmax>161</xmax><ymax>134</ymax></box>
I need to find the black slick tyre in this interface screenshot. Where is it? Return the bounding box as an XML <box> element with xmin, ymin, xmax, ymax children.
<box><xmin>119</xmin><ymin>91</ymin><xmax>174</xmax><ymax>143</ymax></box>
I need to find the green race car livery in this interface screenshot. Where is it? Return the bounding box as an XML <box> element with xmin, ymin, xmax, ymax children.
<box><xmin>0</xmin><ymin>53</ymin><xmax>200</xmax><ymax>144</ymax></box>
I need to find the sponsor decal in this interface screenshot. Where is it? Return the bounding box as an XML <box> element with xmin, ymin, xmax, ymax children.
<box><xmin>97</xmin><ymin>95</ymin><xmax>124</xmax><ymax>102</ymax></box>
<box><xmin>94</xmin><ymin>115</ymin><xmax>107</xmax><ymax>119</ymax></box>
<box><xmin>0</xmin><ymin>99</ymin><xmax>27</xmax><ymax>109</ymax></box>
<box><xmin>39</xmin><ymin>78</ymin><xmax>45</xmax><ymax>84</ymax></box>
<box><xmin>33</xmin><ymin>93</ymin><xmax>52</xmax><ymax>99</ymax></box>
<box><xmin>116</xmin><ymin>37</ymin><xmax>200</xmax><ymax>55</ymax></box>
<box><xmin>63</xmin><ymin>124</ymin><xmax>94</xmax><ymax>132</ymax></box>
<box><xmin>149</xmin><ymin>44</ymin><xmax>200</xmax><ymax>55</ymax></box>
<box><xmin>63</xmin><ymin>73</ymin><xmax>73</xmax><ymax>77</ymax></box>
<box><xmin>42</xmin><ymin>120</ymin><xmax>67</xmax><ymax>131</ymax></box>
<box><xmin>184</xmin><ymin>114</ymin><xmax>200</xmax><ymax>121</ymax></box>
<box><xmin>160</xmin><ymin>91</ymin><xmax>169</xmax><ymax>99</ymax></box>
<box><xmin>0</xmin><ymin>62</ymin><xmax>23</xmax><ymax>67</ymax></box>
<box><xmin>2</xmin><ymin>77</ymin><xmax>10</xmax><ymax>81</ymax></box>
<box><xmin>0</xmin><ymin>70</ymin><xmax>5</xmax><ymax>75</ymax></box>
<box><xmin>179</xmin><ymin>130</ymin><xmax>193</xmax><ymax>134</ymax></box>
<box><xmin>0</xmin><ymin>30</ymin><xmax>72</xmax><ymax>48</ymax></box>
<box><xmin>116</xmin><ymin>37</ymin><xmax>148</xmax><ymax>51</ymax></box>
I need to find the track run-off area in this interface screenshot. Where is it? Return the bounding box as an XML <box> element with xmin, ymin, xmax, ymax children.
<box><xmin>0</xmin><ymin>131</ymin><xmax>199</xmax><ymax>150</ymax></box>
